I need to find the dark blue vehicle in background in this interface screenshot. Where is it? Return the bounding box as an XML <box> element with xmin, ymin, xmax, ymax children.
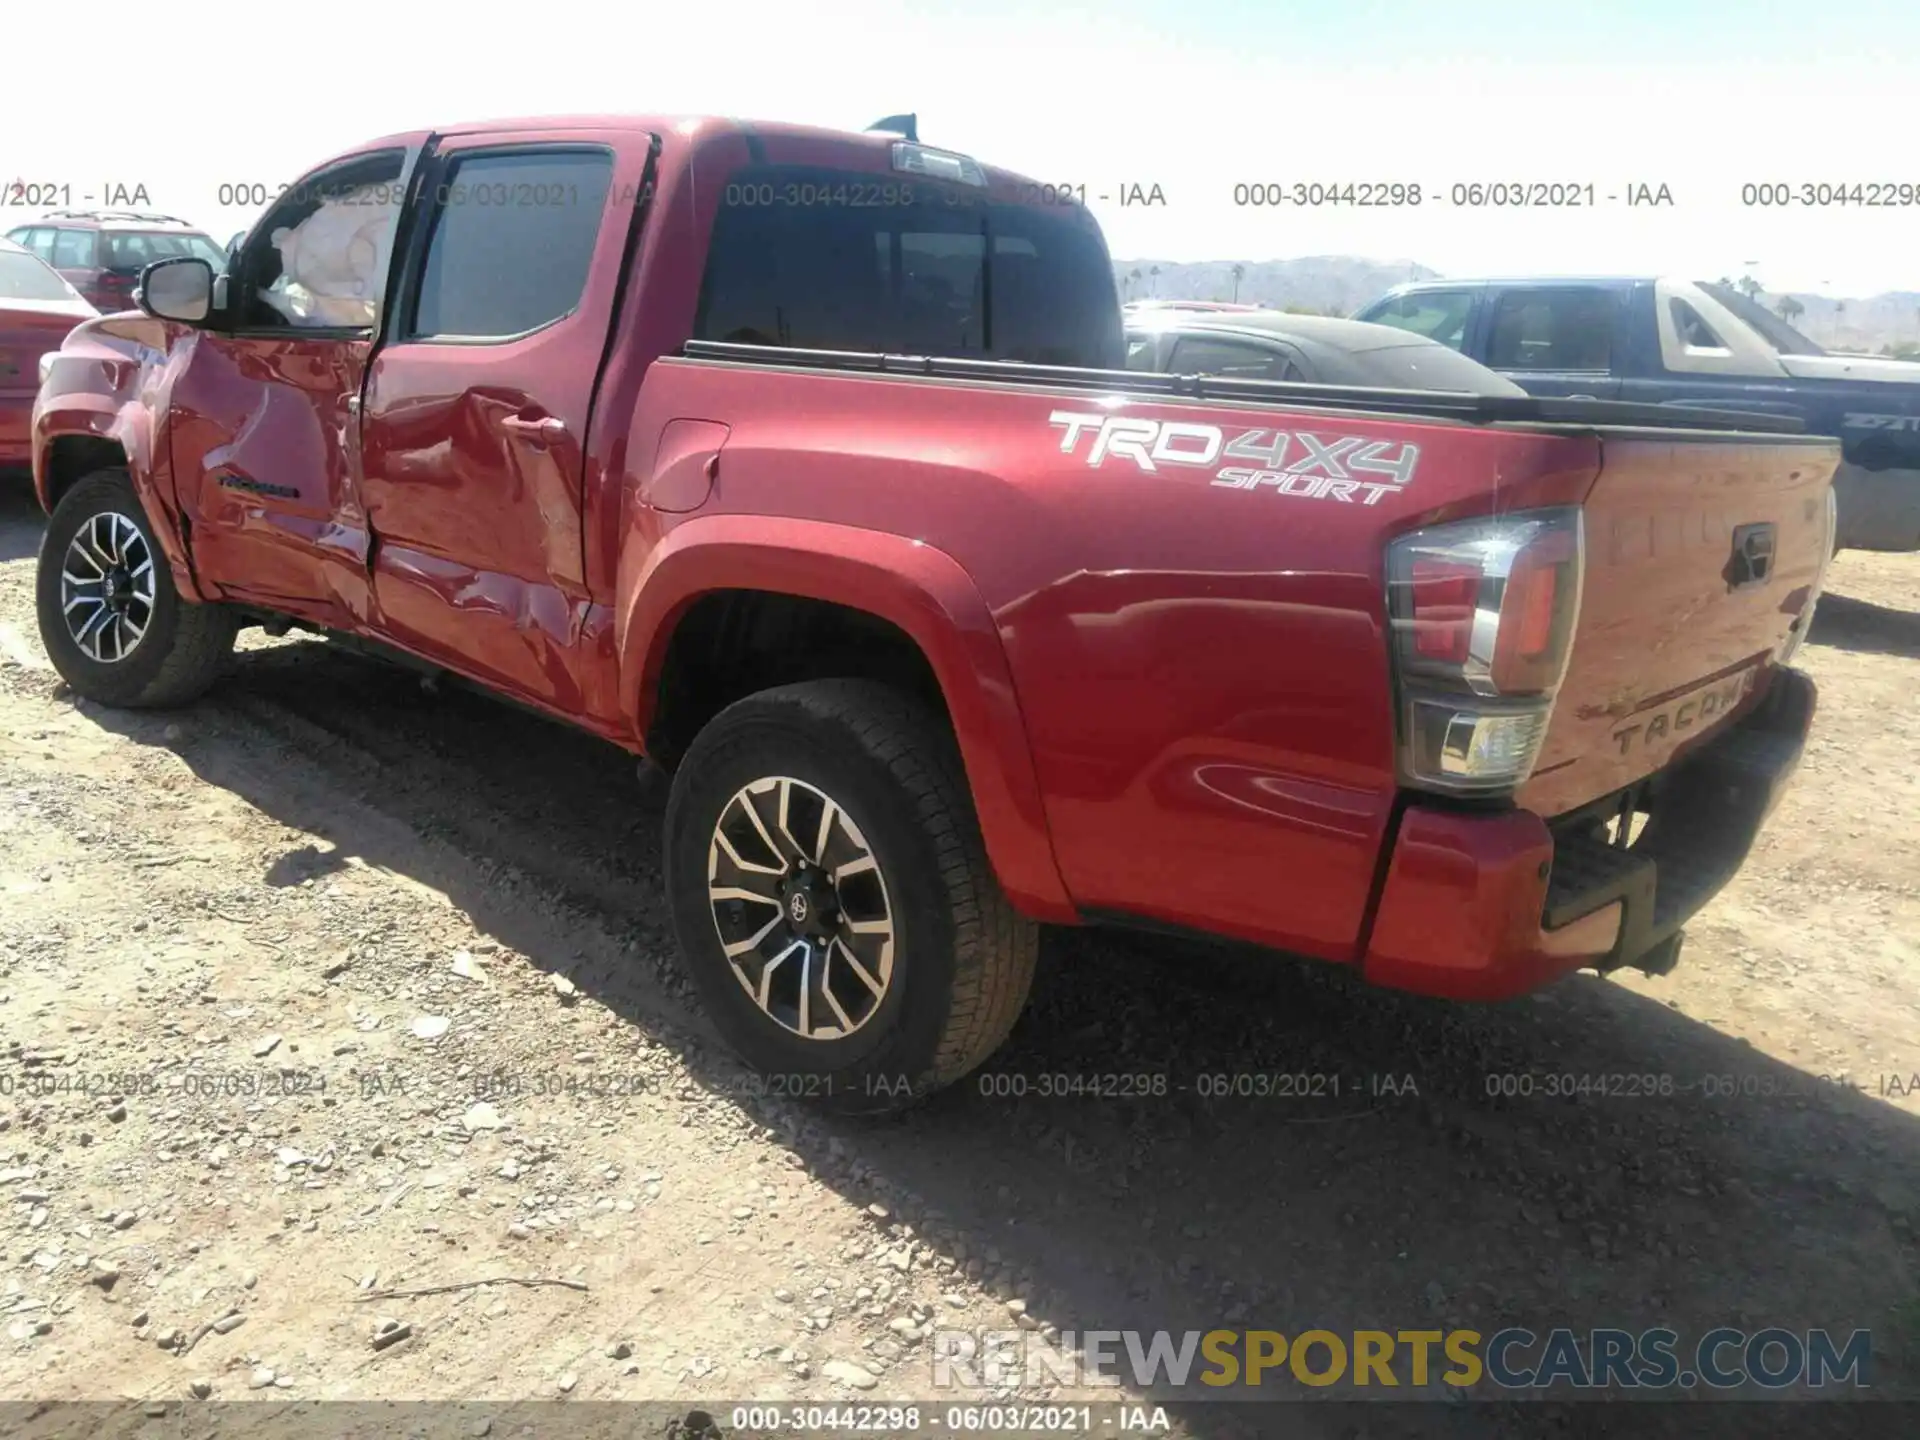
<box><xmin>1354</xmin><ymin>276</ymin><xmax>1920</xmax><ymax>552</ymax></box>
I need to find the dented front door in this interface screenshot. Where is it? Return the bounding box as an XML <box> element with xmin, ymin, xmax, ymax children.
<box><xmin>165</xmin><ymin>140</ymin><xmax>427</xmax><ymax>625</ymax></box>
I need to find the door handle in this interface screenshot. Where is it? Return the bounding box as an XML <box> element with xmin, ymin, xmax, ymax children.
<box><xmin>502</xmin><ymin>414</ymin><xmax>566</xmax><ymax>437</ymax></box>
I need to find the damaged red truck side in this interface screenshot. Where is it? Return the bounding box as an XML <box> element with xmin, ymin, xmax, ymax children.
<box><xmin>29</xmin><ymin>115</ymin><xmax>1836</xmax><ymax>1109</ymax></box>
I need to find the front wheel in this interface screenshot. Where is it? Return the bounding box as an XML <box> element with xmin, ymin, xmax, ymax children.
<box><xmin>35</xmin><ymin>468</ymin><xmax>236</xmax><ymax>707</ymax></box>
<box><xmin>663</xmin><ymin>679</ymin><xmax>1039</xmax><ymax>1113</ymax></box>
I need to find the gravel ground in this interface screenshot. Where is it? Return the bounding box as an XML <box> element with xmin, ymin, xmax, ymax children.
<box><xmin>0</xmin><ymin>484</ymin><xmax>1915</xmax><ymax>1438</ymax></box>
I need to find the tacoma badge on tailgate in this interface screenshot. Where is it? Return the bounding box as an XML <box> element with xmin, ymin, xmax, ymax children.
<box><xmin>1610</xmin><ymin>670</ymin><xmax>1756</xmax><ymax>756</ymax></box>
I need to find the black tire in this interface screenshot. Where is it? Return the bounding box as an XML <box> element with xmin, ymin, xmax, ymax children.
<box><xmin>664</xmin><ymin>679</ymin><xmax>1039</xmax><ymax>1114</ymax></box>
<box><xmin>35</xmin><ymin>468</ymin><xmax>235</xmax><ymax>707</ymax></box>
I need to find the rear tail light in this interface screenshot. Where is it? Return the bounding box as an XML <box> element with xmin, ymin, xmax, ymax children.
<box><xmin>1385</xmin><ymin>508</ymin><xmax>1584</xmax><ymax>795</ymax></box>
<box><xmin>1408</xmin><ymin>558</ymin><xmax>1479</xmax><ymax>662</ymax></box>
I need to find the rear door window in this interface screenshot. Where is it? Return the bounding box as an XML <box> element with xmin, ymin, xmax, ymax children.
<box><xmin>1485</xmin><ymin>288</ymin><xmax>1615</xmax><ymax>371</ymax></box>
<box><xmin>51</xmin><ymin>229</ymin><xmax>98</xmax><ymax>269</ymax></box>
<box><xmin>409</xmin><ymin>149</ymin><xmax>613</xmax><ymax>340</ymax></box>
<box><xmin>103</xmin><ymin>233</ymin><xmax>159</xmax><ymax>272</ymax></box>
<box><xmin>695</xmin><ymin>164</ymin><xmax>1123</xmax><ymax>369</ymax></box>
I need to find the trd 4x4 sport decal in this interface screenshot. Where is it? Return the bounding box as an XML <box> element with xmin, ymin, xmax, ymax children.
<box><xmin>1048</xmin><ymin>410</ymin><xmax>1420</xmax><ymax>505</ymax></box>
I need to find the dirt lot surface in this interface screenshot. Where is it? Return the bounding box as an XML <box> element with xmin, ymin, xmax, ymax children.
<box><xmin>0</xmin><ymin>485</ymin><xmax>1915</xmax><ymax>1437</ymax></box>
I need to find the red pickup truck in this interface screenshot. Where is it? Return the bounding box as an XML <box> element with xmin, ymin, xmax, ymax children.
<box><xmin>29</xmin><ymin>115</ymin><xmax>1837</xmax><ymax>1110</ymax></box>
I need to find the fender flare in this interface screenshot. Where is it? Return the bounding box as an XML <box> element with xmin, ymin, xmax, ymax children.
<box><xmin>34</xmin><ymin>396</ymin><xmax>209</xmax><ymax>604</ymax></box>
<box><xmin>618</xmin><ymin>513</ymin><xmax>1075</xmax><ymax>921</ymax></box>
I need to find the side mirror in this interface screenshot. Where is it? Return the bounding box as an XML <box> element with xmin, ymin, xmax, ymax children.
<box><xmin>138</xmin><ymin>257</ymin><xmax>213</xmax><ymax>324</ymax></box>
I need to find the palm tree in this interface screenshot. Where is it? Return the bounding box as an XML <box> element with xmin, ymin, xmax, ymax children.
<box><xmin>1230</xmin><ymin>263</ymin><xmax>1245</xmax><ymax>303</ymax></box>
<box><xmin>1776</xmin><ymin>295</ymin><xmax>1805</xmax><ymax>323</ymax></box>
<box><xmin>1736</xmin><ymin>275</ymin><xmax>1763</xmax><ymax>301</ymax></box>
<box><xmin>1149</xmin><ymin>265</ymin><xmax>1161</xmax><ymax>297</ymax></box>
<box><xmin>1127</xmin><ymin>267</ymin><xmax>1142</xmax><ymax>300</ymax></box>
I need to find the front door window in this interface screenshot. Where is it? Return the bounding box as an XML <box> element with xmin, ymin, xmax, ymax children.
<box><xmin>230</xmin><ymin>151</ymin><xmax>408</xmax><ymax>331</ymax></box>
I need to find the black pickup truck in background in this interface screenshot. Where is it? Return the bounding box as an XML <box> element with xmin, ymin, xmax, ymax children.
<box><xmin>1354</xmin><ymin>276</ymin><xmax>1920</xmax><ymax>552</ymax></box>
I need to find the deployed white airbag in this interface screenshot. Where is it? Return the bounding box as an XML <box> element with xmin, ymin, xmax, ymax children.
<box><xmin>261</xmin><ymin>185</ymin><xmax>400</xmax><ymax>327</ymax></box>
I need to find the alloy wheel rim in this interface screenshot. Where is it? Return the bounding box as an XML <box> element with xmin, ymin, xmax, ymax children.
<box><xmin>706</xmin><ymin>775</ymin><xmax>896</xmax><ymax>1041</ymax></box>
<box><xmin>60</xmin><ymin>512</ymin><xmax>156</xmax><ymax>663</ymax></box>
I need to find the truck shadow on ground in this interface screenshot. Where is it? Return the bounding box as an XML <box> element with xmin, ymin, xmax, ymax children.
<box><xmin>1810</xmin><ymin>590</ymin><xmax>1920</xmax><ymax>661</ymax></box>
<box><xmin>73</xmin><ymin>637</ymin><xmax>1920</xmax><ymax>1440</ymax></box>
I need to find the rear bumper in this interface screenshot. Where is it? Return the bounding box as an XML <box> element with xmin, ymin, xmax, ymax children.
<box><xmin>1361</xmin><ymin>666</ymin><xmax>1816</xmax><ymax>1000</ymax></box>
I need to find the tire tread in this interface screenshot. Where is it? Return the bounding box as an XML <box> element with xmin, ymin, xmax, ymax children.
<box><xmin>791</xmin><ymin>680</ymin><xmax>1039</xmax><ymax>1089</ymax></box>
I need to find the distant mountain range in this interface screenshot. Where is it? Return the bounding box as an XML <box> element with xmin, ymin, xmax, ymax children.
<box><xmin>1113</xmin><ymin>257</ymin><xmax>1920</xmax><ymax>356</ymax></box>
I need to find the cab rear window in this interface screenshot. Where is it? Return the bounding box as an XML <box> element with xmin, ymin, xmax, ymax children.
<box><xmin>694</xmin><ymin>164</ymin><xmax>1124</xmax><ymax>369</ymax></box>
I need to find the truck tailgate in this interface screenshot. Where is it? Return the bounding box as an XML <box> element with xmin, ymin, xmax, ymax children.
<box><xmin>1517</xmin><ymin>431</ymin><xmax>1837</xmax><ymax>818</ymax></box>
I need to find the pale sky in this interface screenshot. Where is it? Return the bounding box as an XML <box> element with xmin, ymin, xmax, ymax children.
<box><xmin>8</xmin><ymin>0</ymin><xmax>1919</xmax><ymax>296</ymax></box>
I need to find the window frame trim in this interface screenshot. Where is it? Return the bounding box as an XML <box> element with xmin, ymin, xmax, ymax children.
<box><xmin>390</xmin><ymin>141</ymin><xmax>618</xmax><ymax>348</ymax></box>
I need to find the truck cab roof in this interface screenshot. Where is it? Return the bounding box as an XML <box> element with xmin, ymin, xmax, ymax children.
<box><xmin>332</xmin><ymin>115</ymin><xmax>1047</xmax><ymax>195</ymax></box>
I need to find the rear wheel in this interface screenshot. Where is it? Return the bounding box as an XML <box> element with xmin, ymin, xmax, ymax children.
<box><xmin>664</xmin><ymin>679</ymin><xmax>1038</xmax><ymax>1113</ymax></box>
<box><xmin>35</xmin><ymin>469</ymin><xmax>235</xmax><ymax>707</ymax></box>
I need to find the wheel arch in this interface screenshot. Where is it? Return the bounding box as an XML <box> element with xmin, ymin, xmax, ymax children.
<box><xmin>36</xmin><ymin>407</ymin><xmax>208</xmax><ymax>604</ymax></box>
<box><xmin>619</xmin><ymin>515</ymin><xmax>1074</xmax><ymax>922</ymax></box>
